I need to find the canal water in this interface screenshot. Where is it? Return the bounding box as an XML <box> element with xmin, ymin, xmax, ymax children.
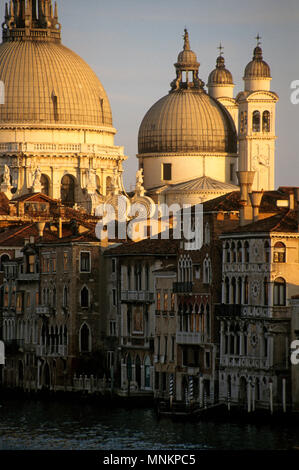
<box><xmin>0</xmin><ymin>397</ymin><xmax>298</xmax><ymax>450</ymax></box>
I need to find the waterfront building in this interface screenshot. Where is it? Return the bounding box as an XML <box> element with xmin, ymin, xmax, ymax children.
<box><xmin>217</xmin><ymin>188</ymin><xmax>299</xmax><ymax>411</ymax></box>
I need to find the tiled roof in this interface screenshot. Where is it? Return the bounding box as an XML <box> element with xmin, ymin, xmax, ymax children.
<box><xmin>105</xmin><ymin>237</ymin><xmax>180</xmax><ymax>256</ymax></box>
<box><xmin>223</xmin><ymin>210</ymin><xmax>298</xmax><ymax>235</ymax></box>
<box><xmin>0</xmin><ymin>192</ymin><xmax>10</xmax><ymax>215</ymax></box>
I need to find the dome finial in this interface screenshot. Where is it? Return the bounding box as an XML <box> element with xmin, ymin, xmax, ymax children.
<box><xmin>218</xmin><ymin>42</ymin><xmax>224</xmax><ymax>57</ymax></box>
<box><xmin>256</xmin><ymin>33</ymin><xmax>262</xmax><ymax>47</ymax></box>
<box><xmin>183</xmin><ymin>28</ymin><xmax>191</xmax><ymax>51</ymax></box>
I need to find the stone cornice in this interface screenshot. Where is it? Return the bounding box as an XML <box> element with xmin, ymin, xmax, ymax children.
<box><xmin>137</xmin><ymin>152</ymin><xmax>239</xmax><ymax>159</ymax></box>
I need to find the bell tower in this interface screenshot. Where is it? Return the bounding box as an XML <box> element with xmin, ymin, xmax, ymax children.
<box><xmin>236</xmin><ymin>36</ymin><xmax>279</xmax><ymax>191</ymax></box>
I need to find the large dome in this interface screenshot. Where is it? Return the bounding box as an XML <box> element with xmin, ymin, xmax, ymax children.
<box><xmin>0</xmin><ymin>41</ymin><xmax>112</xmax><ymax>128</ymax></box>
<box><xmin>138</xmin><ymin>89</ymin><xmax>237</xmax><ymax>154</ymax></box>
<box><xmin>0</xmin><ymin>2</ymin><xmax>112</xmax><ymax>129</ymax></box>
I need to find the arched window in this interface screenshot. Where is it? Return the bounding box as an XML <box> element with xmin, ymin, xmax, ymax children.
<box><xmin>63</xmin><ymin>285</ymin><xmax>68</xmax><ymax>308</ymax></box>
<box><xmin>273</xmin><ymin>242</ymin><xmax>286</xmax><ymax>263</ymax></box>
<box><xmin>240</xmin><ymin>111</ymin><xmax>244</xmax><ymax>133</ymax></box>
<box><xmin>41</xmin><ymin>174</ymin><xmax>50</xmax><ymax>196</ymax></box>
<box><xmin>80</xmin><ymin>324</ymin><xmax>90</xmax><ymax>352</ymax></box>
<box><xmin>252</xmin><ymin>110</ymin><xmax>260</xmax><ymax>132</ymax></box>
<box><xmin>206</xmin><ymin>304</ymin><xmax>210</xmax><ymax>337</ymax></box>
<box><xmin>225</xmin><ymin>277</ymin><xmax>230</xmax><ymax>304</ymax></box>
<box><xmin>61</xmin><ymin>175</ymin><xmax>75</xmax><ymax>206</ymax></box>
<box><xmin>0</xmin><ymin>254</ymin><xmax>10</xmax><ymax>272</ymax></box>
<box><xmin>244</xmin><ymin>277</ymin><xmax>249</xmax><ymax>304</ymax></box>
<box><xmin>231</xmin><ymin>242</ymin><xmax>236</xmax><ymax>263</ymax></box>
<box><xmin>262</xmin><ymin>110</ymin><xmax>270</xmax><ymax>132</ymax></box>
<box><xmin>263</xmin><ymin>277</ymin><xmax>269</xmax><ymax>305</ymax></box>
<box><xmin>81</xmin><ymin>286</ymin><xmax>89</xmax><ymax>308</ymax></box>
<box><xmin>274</xmin><ymin>277</ymin><xmax>286</xmax><ymax>306</ymax></box>
<box><xmin>203</xmin><ymin>257</ymin><xmax>211</xmax><ymax>284</ymax></box>
<box><xmin>232</xmin><ymin>277</ymin><xmax>236</xmax><ymax>304</ymax></box>
<box><xmin>237</xmin><ymin>277</ymin><xmax>242</xmax><ymax>304</ymax></box>
<box><xmin>127</xmin><ymin>354</ymin><xmax>132</xmax><ymax>381</ymax></box>
<box><xmin>244</xmin><ymin>241</ymin><xmax>250</xmax><ymax>263</ymax></box>
<box><xmin>264</xmin><ymin>241</ymin><xmax>270</xmax><ymax>263</ymax></box>
<box><xmin>144</xmin><ymin>356</ymin><xmax>151</xmax><ymax>388</ymax></box>
<box><xmin>106</xmin><ymin>176</ymin><xmax>113</xmax><ymax>195</ymax></box>
<box><xmin>237</xmin><ymin>241</ymin><xmax>242</xmax><ymax>263</ymax></box>
<box><xmin>225</xmin><ymin>242</ymin><xmax>230</xmax><ymax>263</ymax></box>
<box><xmin>52</xmin><ymin>286</ymin><xmax>56</xmax><ymax>308</ymax></box>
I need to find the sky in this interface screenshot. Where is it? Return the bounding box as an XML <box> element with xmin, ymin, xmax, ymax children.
<box><xmin>2</xmin><ymin>0</ymin><xmax>299</xmax><ymax>191</ymax></box>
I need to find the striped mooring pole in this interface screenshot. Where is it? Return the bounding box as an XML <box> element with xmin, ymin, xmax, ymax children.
<box><xmin>169</xmin><ymin>374</ymin><xmax>174</xmax><ymax>408</ymax></box>
<box><xmin>189</xmin><ymin>376</ymin><xmax>194</xmax><ymax>403</ymax></box>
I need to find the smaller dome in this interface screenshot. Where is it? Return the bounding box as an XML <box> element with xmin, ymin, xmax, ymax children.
<box><xmin>208</xmin><ymin>55</ymin><xmax>233</xmax><ymax>85</ymax></box>
<box><xmin>244</xmin><ymin>45</ymin><xmax>271</xmax><ymax>79</ymax></box>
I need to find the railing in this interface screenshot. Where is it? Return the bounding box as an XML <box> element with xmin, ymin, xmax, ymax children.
<box><xmin>176</xmin><ymin>332</ymin><xmax>205</xmax><ymax>345</ymax></box>
<box><xmin>215</xmin><ymin>304</ymin><xmax>291</xmax><ymax>319</ymax></box>
<box><xmin>0</xmin><ymin>142</ymin><xmax>122</xmax><ymax>156</ymax></box>
<box><xmin>121</xmin><ymin>291</ymin><xmax>154</xmax><ymax>303</ymax></box>
<box><xmin>72</xmin><ymin>375</ymin><xmax>112</xmax><ymax>394</ymax></box>
<box><xmin>173</xmin><ymin>282</ymin><xmax>193</xmax><ymax>294</ymax></box>
<box><xmin>36</xmin><ymin>305</ymin><xmax>55</xmax><ymax>315</ymax></box>
<box><xmin>18</xmin><ymin>273</ymin><xmax>40</xmax><ymax>282</ymax></box>
<box><xmin>220</xmin><ymin>355</ymin><xmax>269</xmax><ymax>369</ymax></box>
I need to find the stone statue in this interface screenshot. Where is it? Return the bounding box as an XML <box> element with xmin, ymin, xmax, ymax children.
<box><xmin>3</xmin><ymin>164</ymin><xmax>10</xmax><ymax>185</ymax></box>
<box><xmin>32</xmin><ymin>167</ymin><xmax>42</xmax><ymax>192</ymax></box>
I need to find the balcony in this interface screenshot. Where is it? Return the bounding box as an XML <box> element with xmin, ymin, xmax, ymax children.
<box><xmin>176</xmin><ymin>331</ymin><xmax>205</xmax><ymax>345</ymax></box>
<box><xmin>121</xmin><ymin>336</ymin><xmax>154</xmax><ymax>350</ymax></box>
<box><xmin>173</xmin><ymin>282</ymin><xmax>193</xmax><ymax>294</ymax></box>
<box><xmin>36</xmin><ymin>344</ymin><xmax>68</xmax><ymax>357</ymax></box>
<box><xmin>121</xmin><ymin>291</ymin><xmax>154</xmax><ymax>303</ymax></box>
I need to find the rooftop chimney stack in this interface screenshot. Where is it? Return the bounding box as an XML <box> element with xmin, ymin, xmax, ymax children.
<box><xmin>249</xmin><ymin>191</ymin><xmax>263</xmax><ymax>222</ymax></box>
<box><xmin>237</xmin><ymin>171</ymin><xmax>256</xmax><ymax>226</ymax></box>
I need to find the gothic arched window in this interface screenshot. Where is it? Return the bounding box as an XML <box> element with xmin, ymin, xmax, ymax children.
<box><xmin>274</xmin><ymin>277</ymin><xmax>286</xmax><ymax>306</ymax></box>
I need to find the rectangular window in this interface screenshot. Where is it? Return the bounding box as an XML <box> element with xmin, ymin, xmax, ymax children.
<box><xmin>35</xmin><ymin>291</ymin><xmax>39</xmax><ymax>307</ymax></box>
<box><xmin>16</xmin><ymin>292</ymin><xmax>24</xmax><ymax>313</ymax></box>
<box><xmin>112</xmin><ymin>259</ymin><xmax>116</xmax><ymax>273</ymax></box>
<box><xmin>112</xmin><ymin>288</ymin><xmax>116</xmax><ymax>307</ymax></box>
<box><xmin>164</xmin><ymin>336</ymin><xmax>168</xmax><ymax>361</ymax></box>
<box><xmin>52</xmin><ymin>257</ymin><xmax>56</xmax><ymax>273</ymax></box>
<box><xmin>26</xmin><ymin>292</ymin><xmax>31</xmax><ymax>308</ymax></box>
<box><xmin>205</xmin><ymin>351</ymin><xmax>211</xmax><ymax>369</ymax></box>
<box><xmin>162</xmin><ymin>163</ymin><xmax>172</xmax><ymax>181</ymax></box>
<box><xmin>80</xmin><ymin>252</ymin><xmax>91</xmax><ymax>272</ymax></box>
<box><xmin>156</xmin><ymin>292</ymin><xmax>161</xmax><ymax>311</ymax></box>
<box><xmin>29</xmin><ymin>255</ymin><xmax>35</xmax><ymax>274</ymax></box>
<box><xmin>163</xmin><ymin>292</ymin><xmax>168</xmax><ymax>312</ymax></box>
<box><xmin>171</xmin><ymin>293</ymin><xmax>175</xmax><ymax>312</ymax></box>
<box><xmin>171</xmin><ymin>336</ymin><xmax>175</xmax><ymax>361</ymax></box>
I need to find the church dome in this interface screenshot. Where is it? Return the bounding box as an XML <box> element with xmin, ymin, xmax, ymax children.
<box><xmin>0</xmin><ymin>1</ymin><xmax>112</xmax><ymax>128</ymax></box>
<box><xmin>244</xmin><ymin>45</ymin><xmax>271</xmax><ymax>79</ymax></box>
<box><xmin>138</xmin><ymin>31</ymin><xmax>237</xmax><ymax>155</ymax></box>
<box><xmin>138</xmin><ymin>90</ymin><xmax>237</xmax><ymax>154</ymax></box>
<box><xmin>208</xmin><ymin>55</ymin><xmax>233</xmax><ymax>85</ymax></box>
